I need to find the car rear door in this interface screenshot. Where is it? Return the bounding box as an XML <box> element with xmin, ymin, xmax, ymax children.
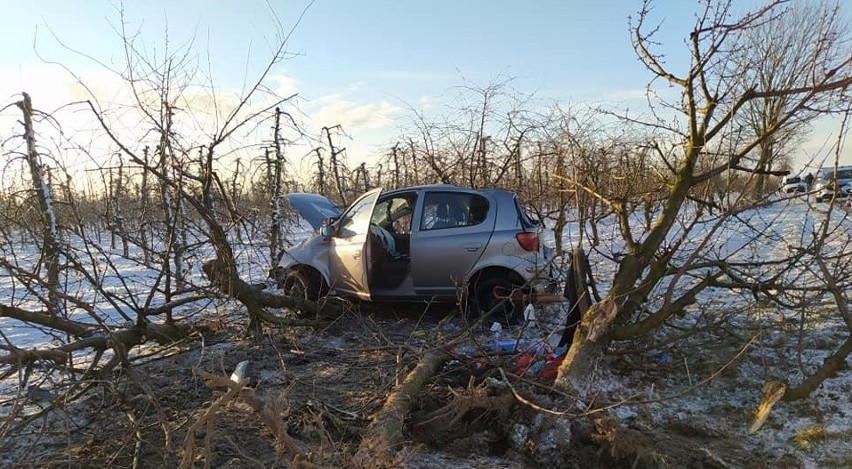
<box><xmin>409</xmin><ymin>190</ymin><xmax>496</xmax><ymax>297</ymax></box>
<box><xmin>328</xmin><ymin>188</ymin><xmax>381</xmax><ymax>299</ymax></box>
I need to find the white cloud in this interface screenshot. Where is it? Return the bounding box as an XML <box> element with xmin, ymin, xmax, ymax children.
<box><xmin>0</xmin><ymin>63</ymin><xmax>309</xmax><ymax>186</ymax></box>
<box><xmin>0</xmin><ymin>63</ymin><xmax>408</xmax><ymax>186</ymax></box>
<box><xmin>268</xmin><ymin>73</ymin><xmax>298</xmax><ymax>97</ymax></box>
<box><xmin>418</xmin><ymin>95</ymin><xmax>435</xmax><ymax>107</ymax></box>
<box><xmin>0</xmin><ymin>63</ymin><xmax>84</xmax><ymax>109</ymax></box>
<box><xmin>346</xmin><ymin>81</ymin><xmax>365</xmax><ymax>92</ymax></box>
<box><xmin>310</xmin><ymin>98</ymin><xmax>401</xmax><ymax>131</ymax></box>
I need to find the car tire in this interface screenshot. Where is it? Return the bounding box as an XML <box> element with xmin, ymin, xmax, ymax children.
<box><xmin>472</xmin><ymin>276</ymin><xmax>526</xmax><ymax>324</ymax></box>
<box><xmin>282</xmin><ymin>269</ymin><xmax>322</xmax><ymax>316</ymax></box>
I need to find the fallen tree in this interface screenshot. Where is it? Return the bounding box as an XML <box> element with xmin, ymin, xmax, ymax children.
<box><xmin>353</xmin><ymin>349</ymin><xmax>449</xmax><ymax>467</ymax></box>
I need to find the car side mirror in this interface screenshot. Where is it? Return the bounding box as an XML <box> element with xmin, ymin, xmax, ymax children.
<box><xmin>320</xmin><ymin>216</ymin><xmax>338</xmax><ymax>237</ymax></box>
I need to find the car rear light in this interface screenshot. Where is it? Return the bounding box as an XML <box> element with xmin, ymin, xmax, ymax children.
<box><xmin>516</xmin><ymin>232</ymin><xmax>538</xmax><ymax>252</ymax></box>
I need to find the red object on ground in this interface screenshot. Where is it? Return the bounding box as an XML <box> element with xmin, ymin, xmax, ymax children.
<box><xmin>539</xmin><ymin>355</ymin><xmax>564</xmax><ymax>379</ymax></box>
<box><xmin>516</xmin><ymin>354</ymin><xmax>535</xmax><ymax>374</ymax></box>
<box><xmin>516</xmin><ymin>352</ymin><xmax>565</xmax><ymax>379</ymax></box>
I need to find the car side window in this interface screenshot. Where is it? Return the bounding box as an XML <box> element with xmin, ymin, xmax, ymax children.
<box><xmin>420</xmin><ymin>192</ymin><xmax>488</xmax><ymax>231</ymax></box>
<box><xmin>372</xmin><ymin>195</ymin><xmax>415</xmax><ymax>234</ymax></box>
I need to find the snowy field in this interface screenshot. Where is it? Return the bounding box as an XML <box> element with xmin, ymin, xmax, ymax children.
<box><xmin>555</xmin><ymin>197</ymin><xmax>852</xmax><ymax>467</ymax></box>
<box><xmin>1</xmin><ymin>196</ymin><xmax>850</xmax><ymax>466</ymax></box>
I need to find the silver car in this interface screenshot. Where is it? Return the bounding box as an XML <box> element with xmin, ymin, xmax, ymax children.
<box><xmin>276</xmin><ymin>184</ymin><xmax>554</xmax><ymax>317</ymax></box>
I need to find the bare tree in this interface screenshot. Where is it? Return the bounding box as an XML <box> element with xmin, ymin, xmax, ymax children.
<box><xmin>267</xmin><ymin>107</ymin><xmax>287</xmax><ymax>267</ymax></box>
<box><xmin>105</xmin><ymin>156</ymin><xmax>130</xmax><ymax>256</ymax></box>
<box><xmin>555</xmin><ymin>0</ymin><xmax>852</xmax><ymax>398</ymax></box>
<box><xmin>0</xmin><ymin>4</ymin><xmax>333</xmax><ymax>435</ymax></box>
<box><xmin>388</xmin><ymin>78</ymin><xmax>536</xmax><ymax>189</ymax></box>
<box><xmin>320</xmin><ymin>125</ymin><xmax>351</xmax><ymax>204</ymax></box>
<box><xmin>16</xmin><ymin>93</ymin><xmax>63</xmax><ymax>318</ymax></box>
<box><xmin>737</xmin><ymin>0</ymin><xmax>849</xmax><ymax>198</ymax></box>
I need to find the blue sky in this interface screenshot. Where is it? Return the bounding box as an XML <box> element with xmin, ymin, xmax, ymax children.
<box><xmin>1</xmin><ymin>0</ymin><xmax>848</xmax><ymax>171</ymax></box>
<box><xmin>3</xmin><ymin>1</ymin><xmax>671</xmax><ymax>99</ymax></box>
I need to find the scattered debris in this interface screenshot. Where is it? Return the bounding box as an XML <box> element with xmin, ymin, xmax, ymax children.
<box><xmin>749</xmin><ymin>380</ymin><xmax>787</xmax><ymax>433</ymax></box>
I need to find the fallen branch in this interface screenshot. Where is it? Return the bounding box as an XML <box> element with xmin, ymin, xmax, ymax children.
<box><xmin>202</xmin><ymin>258</ymin><xmax>344</xmax><ymax>328</ymax></box>
<box><xmin>0</xmin><ymin>303</ymin><xmax>94</xmax><ymax>337</ymax></box>
<box><xmin>179</xmin><ymin>373</ymin><xmax>244</xmax><ymax>469</ymax></box>
<box><xmin>0</xmin><ymin>321</ymin><xmax>191</xmax><ymax>380</ymax></box>
<box><xmin>353</xmin><ymin>349</ymin><xmax>449</xmax><ymax>468</ymax></box>
<box><xmin>0</xmin><ymin>346</ymin><xmax>69</xmax><ymax>367</ymax></box>
<box><xmin>192</xmin><ymin>369</ymin><xmax>328</xmax><ymax>469</ymax></box>
<box><xmin>415</xmin><ymin>377</ymin><xmax>513</xmax><ymax>430</ymax></box>
<box><xmin>749</xmin><ymin>380</ymin><xmax>786</xmax><ymax>433</ymax></box>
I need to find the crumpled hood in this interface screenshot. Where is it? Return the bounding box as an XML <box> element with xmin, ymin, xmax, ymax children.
<box><xmin>284</xmin><ymin>193</ymin><xmax>342</xmax><ymax>230</ymax></box>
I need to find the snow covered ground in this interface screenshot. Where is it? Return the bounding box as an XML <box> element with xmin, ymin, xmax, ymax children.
<box><xmin>543</xmin><ymin>196</ymin><xmax>852</xmax><ymax>467</ymax></box>
<box><xmin>1</xmin><ymin>195</ymin><xmax>850</xmax><ymax>466</ymax></box>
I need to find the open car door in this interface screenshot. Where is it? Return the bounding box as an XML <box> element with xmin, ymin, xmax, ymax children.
<box><xmin>327</xmin><ymin>188</ymin><xmax>382</xmax><ymax>299</ymax></box>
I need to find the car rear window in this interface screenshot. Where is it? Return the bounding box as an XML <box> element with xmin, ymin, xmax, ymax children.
<box><xmin>421</xmin><ymin>192</ymin><xmax>489</xmax><ymax>231</ymax></box>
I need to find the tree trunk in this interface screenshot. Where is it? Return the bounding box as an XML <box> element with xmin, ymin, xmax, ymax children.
<box><xmin>269</xmin><ymin>108</ymin><xmax>286</xmax><ymax>267</ymax></box>
<box><xmin>18</xmin><ymin>92</ymin><xmax>62</xmax><ymax>318</ymax></box>
<box><xmin>556</xmin><ymin>146</ymin><xmax>700</xmax><ymax>392</ymax></box>
<box><xmin>555</xmin><ymin>298</ymin><xmax>618</xmax><ymax>395</ymax></box>
<box><xmin>139</xmin><ymin>146</ymin><xmax>154</xmax><ymax>267</ymax></box>
<box><xmin>157</xmin><ymin>106</ymin><xmax>178</xmax><ymax>322</ymax></box>
<box><xmin>353</xmin><ymin>350</ymin><xmax>448</xmax><ymax>467</ymax></box>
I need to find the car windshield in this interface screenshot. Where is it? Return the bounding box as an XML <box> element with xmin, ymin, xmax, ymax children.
<box><xmin>837</xmin><ymin>169</ymin><xmax>852</xmax><ymax>180</ymax></box>
<box><xmin>821</xmin><ymin>168</ymin><xmax>852</xmax><ymax>181</ymax></box>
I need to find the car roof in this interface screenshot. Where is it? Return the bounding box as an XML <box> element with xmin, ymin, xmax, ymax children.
<box><xmin>381</xmin><ymin>184</ymin><xmax>515</xmax><ymax>198</ymax></box>
<box><xmin>819</xmin><ymin>165</ymin><xmax>852</xmax><ymax>175</ymax></box>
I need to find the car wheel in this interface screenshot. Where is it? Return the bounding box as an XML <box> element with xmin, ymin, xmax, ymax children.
<box><xmin>282</xmin><ymin>269</ymin><xmax>322</xmax><ymax>316</ymax></box>
<box><xmin>472</xmin><ymin>276</ymin><xmax>526</xmax><ymax>324</ymax></box>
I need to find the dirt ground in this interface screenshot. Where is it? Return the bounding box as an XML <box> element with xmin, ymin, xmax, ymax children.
<box><xmin>1</xmin><ymin>302</ymin><xmax>849</xmax><ymax>468</ymax></box>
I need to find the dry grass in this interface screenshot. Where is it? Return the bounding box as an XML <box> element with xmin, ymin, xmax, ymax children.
<box><xmin>793</xmin><ymin>424</ymin><xmax>828</xmax><ymax>451</ymax></box>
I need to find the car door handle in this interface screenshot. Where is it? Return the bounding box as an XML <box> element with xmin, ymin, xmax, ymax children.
<box><xmin>463</xmin><ymin>243</ymin><xmax>482</xmax><ymax>253</ymax></box>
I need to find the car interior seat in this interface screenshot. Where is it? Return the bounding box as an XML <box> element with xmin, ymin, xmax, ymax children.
<box><xmin>432</xmin><ymin>203</ymin><xmax>452</xmax><ymax>229</ymax></box>
<box><xmin>449</xmin><ymin>203</ymin><xmax>466</xmax><ymax>226</ymax></box>
<box><xmin>368</xmin><ymin>224</ymin><xmax>409</xmax><ymax>289</ymax></box>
